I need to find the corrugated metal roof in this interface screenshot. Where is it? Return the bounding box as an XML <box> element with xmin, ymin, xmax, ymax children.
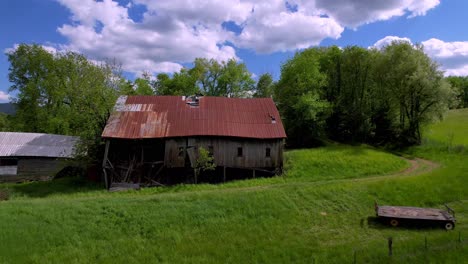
<box><xmin>102</xmin><ymin>96</ymin><xmax>287</xmax><ymax>139</ymax></box>
<box><xmin>0</xmin><ymin>132</ymin><xmax>79</xmax><ymax>158</ymax></box>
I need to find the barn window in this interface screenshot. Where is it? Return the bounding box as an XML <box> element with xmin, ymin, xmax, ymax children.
<box><xmin>237</xmin><ymin>147</ymin><xmax>243</xmax><ymax>157</ymax></box>
<box><xmin>178</xmin><ymin>147</ymin><xmax>184</xmax><ymax>157</ymax></box>
<box><xmin>266</xmin><ymin>148</ymin><xmax>271</xmax><ymax>157</ymax></box>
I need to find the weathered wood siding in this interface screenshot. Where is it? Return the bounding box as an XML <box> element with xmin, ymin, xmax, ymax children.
<box><xmin>165</xmin><ymin>137</ymin><xmax>284</xmax><ymax>169</ymax></box>
<box><xmin>0</xmin><ymin>158</ymin><xmax>67</xmax><ymax>182</ymax></box>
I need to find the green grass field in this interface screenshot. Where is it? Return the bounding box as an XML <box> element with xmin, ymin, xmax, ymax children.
<box><xmin>0</xmin><ymin>110</ymin><xmax>466</xmax><ymax>263</ymax></box>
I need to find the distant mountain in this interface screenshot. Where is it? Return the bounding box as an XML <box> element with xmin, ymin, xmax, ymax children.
<box><xmin>0</xmin><ymin>103</ymin><xmax>16</xmax><ymax>115</ymax></box>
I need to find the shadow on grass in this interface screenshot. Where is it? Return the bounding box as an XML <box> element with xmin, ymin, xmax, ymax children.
<box><xmin>6</xmin><ymin>177</ymin><xmax>103</xmax><ymax>198</ymax></box>
<box><xmin>366</xmin><ymin>216</ymin><xmax>451</xmax><ymax>231</ymax></box>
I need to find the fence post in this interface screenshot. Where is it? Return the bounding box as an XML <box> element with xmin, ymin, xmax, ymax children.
<box><xmin>388</xmin><ymin>237</ymin><xmax>393</xmax><ymax>257</ymax></box>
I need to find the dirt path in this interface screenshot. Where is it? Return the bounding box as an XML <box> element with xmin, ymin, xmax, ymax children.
<box><xmin>134</xmin><ymin>156</ymin><xmax>442</xmax><ymax>199</ymax></box>
<box><xmin>18</xmin><ymin>156</ymin><xmax>440</xmax><ymax>202</ymax></box>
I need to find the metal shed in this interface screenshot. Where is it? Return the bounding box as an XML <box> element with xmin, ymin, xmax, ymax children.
<box><xmin>0</xmin><ymin>132</ymin><xmax>79</xmax><ymax>182</ymax></box>
<box><xmin>101</xmin><ymin>95</ymin><xmax>287</xmax><ymax>186</ymax></box>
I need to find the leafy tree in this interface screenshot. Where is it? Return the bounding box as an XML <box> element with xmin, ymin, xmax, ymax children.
<box><xmin>0</xmin><ymin>113</ymin><xmax>11</xmax><ymax>131</ymax></box>
<box><xmin>328</xmin><ymin>46</ymin><xmax>375</xmax><ymax>142</ymax></box>
<box><xmin>445</xmin><ymin>76</ymin><xmax>468</xmax><ymax>108</ymax></box>
<box><xmin>254</xmin><ymin>73</ymin><xmax>274</xmax><ymax>98</ymax></box>
<box><xmin>118</xmin><ymin>78</ymin><xmax>136</xmax><ymax>95</ymax></box>
<box><xmin>375</xmin><ymin>42</ymin><xmax>450</xmax><ymax>145</ymax></box>
<box><xmin>7</xmin><ymin>44</ymin><xmax>121</xmax><ymax>163</ymax></box>
<box><xmin>276</xmin><ymin>48</ymin><xmax>330</xmax><ymax>146</ymax></box>
<box><xmin>192</xmin><ymin>58</ymin><xmax>255</xmax><ymax>97</ymax></box>
<box><xmin>155</xmin><ymin>69</ymin><xmax>199</xmax><ymax>95</ymax></box>
<box><xmin>134</xmin><ymin>72</ymin><xmax>154</xmax><ymax>95</ymax></box>
<box><xmin>193</xmin><ymin>146</ymin><xmax>215</xmax><ymax>183</ymax></box>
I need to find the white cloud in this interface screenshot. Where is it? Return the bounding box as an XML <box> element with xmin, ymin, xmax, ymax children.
<box><xmin>308</xmin><ymin>0</ymin><xmax>440</xmax><ymax>28</ymax></box>
<box><xmin>422</xmin><ymin>38</ymin><xmax>468</xmax><ymax>76</ymax></box>
<box><xmin>17</xmin><ymin>0</ymin><xmax>439</xmax><ymax>75</ymax></box>
<box><xmin>373</xmin><ymin>36</ymin><xmax>468</xmax><ymax>76</ymax></box>
<box><xmin>235</xmin><ymin>1</ymin><xmax>343</xmax><ymax>53</ymax></box>
<box><xmin>0</xmin><ymin>91</ymin><xmax>9</xmax><ymax>102</ymax></box>
<box><xmin>56</xmin><ymin>0</ymin><xmax>240</xmax><ymax>74</ymax></box>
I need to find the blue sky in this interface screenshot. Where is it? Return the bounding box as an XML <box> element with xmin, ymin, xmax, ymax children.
<box><xmin>1</xmin><ymin>0</ymin><xmax>468</xmax><ymax>102</ymax></box>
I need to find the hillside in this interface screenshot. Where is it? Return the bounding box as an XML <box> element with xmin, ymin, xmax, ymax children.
<box><xmin>0</xmin><ymin>110</ymin><xmax>467</xmax><ymax>263</ymax></box>
<box><xmin>0</xmin><ymin>103</ymin><xmax>15</xmax><ymax>115</ymax></box>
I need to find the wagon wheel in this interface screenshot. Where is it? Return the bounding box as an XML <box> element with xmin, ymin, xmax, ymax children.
<box><xmin>389</xmin><ymin>219</ymin><xmax>399</xmax><ymax>227</ymax></box>
<box><xmin>444</xmin><ymin>222</ymin><xmax>455</xmax><ymax>230</ymax></box>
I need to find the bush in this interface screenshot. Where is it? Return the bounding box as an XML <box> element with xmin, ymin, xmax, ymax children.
<box><xmin>0</xmin><ymin>188</ymin><xmax>10</xmax><ymax>201</ymax></box>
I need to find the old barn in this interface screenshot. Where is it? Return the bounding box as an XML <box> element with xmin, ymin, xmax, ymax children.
<box><xmin>101</xmin><ymin>95</ymin><xmax>286</xmax><ymax>186</ymax></box>
<box><xmin>0</xmin><ymin>132</ymin><xmax>78</xmax><ymax>182</ymax></box>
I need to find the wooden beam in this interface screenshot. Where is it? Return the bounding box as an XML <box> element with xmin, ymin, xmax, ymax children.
<box><xmin>102</xmin><ymin>140</ymin><xmax>110</xmax><ymax>168</ymax></box>
<box><xmin>102</xmin><ymin>140</ymin><xmax>110</xmax><ymax>189</ymax></box>
<box><xmin>223</xmin><ymin>166</ymin><xmax>226</xmax><ymax>182</ymax></box>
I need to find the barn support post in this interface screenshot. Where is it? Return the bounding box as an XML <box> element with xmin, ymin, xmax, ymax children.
<box><xmin>223</xmin><ymin>166</ymin><xmax>226</xmax><ymax>182</ymax></box>
<box><xmin>253</xmin><ymin>169</ymin><xmax>256</xmax><ymax>178</ymax></box>
<box><xmin>102</xmin><ymin>140</ymin><xmax>110</xmax><ymax>189</ymax></box>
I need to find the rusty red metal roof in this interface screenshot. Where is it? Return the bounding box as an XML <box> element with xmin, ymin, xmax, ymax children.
<box><xmin>102</xmin><ymin>96</ymin><xmax>287</xmax><ymax>139</ymax></box>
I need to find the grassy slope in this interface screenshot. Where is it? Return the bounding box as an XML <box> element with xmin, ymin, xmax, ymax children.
<box><xmin>423</xmin><ymin>108</ymin><xmax>468</xmax><ymax>146</ymax></box>
<box><xmin>0</xmin><ymin>111</ymin><xmax>466</xmax><ymax>263</ymax></box>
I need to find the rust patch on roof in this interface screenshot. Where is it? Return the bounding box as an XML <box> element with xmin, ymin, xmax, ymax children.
<box><xmin>102</xmin><ymin>95</ymin><xmax>286</xmax><ymax>139</ymax></box>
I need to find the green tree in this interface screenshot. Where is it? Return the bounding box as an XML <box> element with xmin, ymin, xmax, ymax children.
<box><xmin>329</xmin><ymin>46</ymin><xmax>375</xmax><ymax>142</ymax></box>
<box><xmin>0</xmin><ymin>113</ymin><xmax>11</xmax><ymax>131</ymax></box>
<box><xmin>445</xmin><ymin>76</ymin><xmax>468</xmax><ymax>108</ymax></box>
<box><xmin>134</xmin><ymin>72</ymin><xmax>155</xmax><ymax>95</ymax></box>
<box><xmin>375</xmin><ymin>42</ymin><xmax>450</xmax><ymax>145</ymax></box>
<box><xmin>276</xmin><ymin>48</ymin><xmax>330</xmax><ymax>146</ymax></box>
<box><xmin>7</xmin><ymin>44</ymin><xmax>121</xmax><ymax>163</ymax></box>
<box><xmin>254</xmin><ymin>73</ymin><xmax>274</xmax><ymax>98</ymax></box>
<box><xmin>193</xmin><ymin>146</ymin><xmax>216</xmax><ymax>183</ymax></box>
<box><xmin>192</xmin><ymin>58</ymin><xmax>255</xmax><ymax>97</ymax></box>
<box><xmin>155</xmin><ymin>69</ymin><xmax>199</xmax><ymax>95</ymax></box>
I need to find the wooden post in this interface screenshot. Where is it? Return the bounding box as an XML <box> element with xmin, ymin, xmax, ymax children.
<box><xmin>253</xmin><ymin>169</ymin><xmax>256</xmax><ymax>178</ymax></box>
<box><xmin>223</xmin><ymin>166</ymin><xmax>226</xmax><ymax>182</ymax></box>
<box><xmin>388</xmin><ymin>237</ymin><xmax>393</xmax><ymax>257</ymax></box>
<box><xmin>102</xmin><ymin>140</ymin><xmax>110</xmax><ymax>189</ymax></box>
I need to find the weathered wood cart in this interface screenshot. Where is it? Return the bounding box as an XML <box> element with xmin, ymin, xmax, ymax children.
<box><xmin>375</xmin><ymin>202</ymin><xmax>456</xmax><ymax>230</ymax></box>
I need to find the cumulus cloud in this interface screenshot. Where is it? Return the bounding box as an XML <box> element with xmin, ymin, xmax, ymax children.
<box><xmin>235</xmin><ymin>1</ymin><xmax>343</xmax><ymax>53</ymax></box>
<box><xmin>0</xmin><ymin>91</ymin><xmax>9</xmax><ymax>102</ymax></box>
<box><xmin>19</xmin><ymin>0</ymin><xmax>439</xmax><ymax>75</ymax></box>
<box><xmin>373</xmin><ymin>36</ymin><xmax>468</xmax><ymax>76</ymax></box>
<box><xmin>309</xmin><ymin>0</ymin><xmax>440</xmax><ymax>28</ymax></box>
<box><xmin>422</xmin><ymin>38</ymin><xmax>468</xmax><ymax>76</ymax></box>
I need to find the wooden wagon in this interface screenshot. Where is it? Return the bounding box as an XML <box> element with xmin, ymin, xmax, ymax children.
<box><xmin>375</xmin><ymin>202</ymin><xmax>456</xmax><ymax>230</ymax></box>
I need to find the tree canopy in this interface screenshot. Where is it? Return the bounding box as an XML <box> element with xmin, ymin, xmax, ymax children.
<box><xmin>276</xmin><ymin>42</ymin><xmax>451</xmax><ymax>147</ymax></box>
<box><xmin>7</xmin><ymin>44</ymin><xmax>122</xmax><ymax>162</ymax></box>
